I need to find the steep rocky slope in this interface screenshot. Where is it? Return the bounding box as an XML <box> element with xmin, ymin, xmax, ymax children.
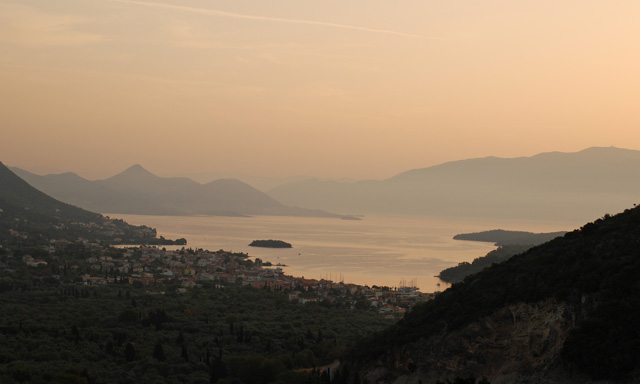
<box><xmin>351</xmin><ymin>298</ymin><xmax>595</xmax><ymax>384</ymax></box>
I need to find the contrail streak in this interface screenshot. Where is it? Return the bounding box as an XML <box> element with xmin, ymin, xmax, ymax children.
<box><xmin>111</xmin><ymin>0</ymin><xmax>441</xmax><ymax>41</ymax></box>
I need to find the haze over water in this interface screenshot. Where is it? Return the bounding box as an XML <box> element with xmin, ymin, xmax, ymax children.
<box><xmin>112</xmin><ymin>214</ymin><xmax>573</xmax><ymax>292</ymax></box>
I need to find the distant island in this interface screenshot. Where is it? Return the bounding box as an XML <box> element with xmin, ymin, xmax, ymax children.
<box><xmin>249</xmin><ymin>239</ymin><xmax>293</xmax><ymax>248</ymax></box>
<box><xmin>149</xmin><ymin>236</ymin><xmax>187</xmax><ymax>246</ymax></box>
<box><xmin>453</xmin><ymin>229</ymin><xmax>566</xmax><ymax>246</ymax></box>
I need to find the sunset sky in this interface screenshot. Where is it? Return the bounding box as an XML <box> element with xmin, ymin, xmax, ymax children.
<box><xmin>2</xmin><ymin>0</ymin><xmax>640</xmax><ymax>182</ymax></box>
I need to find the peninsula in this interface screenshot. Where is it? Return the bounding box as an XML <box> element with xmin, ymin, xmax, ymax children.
<box><xmin>453</xmin><ymin>229</ymin><xmax>566</xmax><ymax>246</ymax></box>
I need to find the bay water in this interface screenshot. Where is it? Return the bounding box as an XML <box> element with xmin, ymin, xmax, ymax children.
<box><xmin>110</xmin><ymin>214</ymin><xmax>573</xmax><ymax>292</ymax></box>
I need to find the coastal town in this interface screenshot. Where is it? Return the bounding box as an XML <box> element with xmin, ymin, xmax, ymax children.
<box><xmin>7</xmin><ymin>238</ymin><xmax>433</xmax><ymax>318</ymax></box>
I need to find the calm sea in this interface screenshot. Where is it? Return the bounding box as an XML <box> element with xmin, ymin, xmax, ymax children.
<box><xmin>109</xmin><ymin>214</ymin><xmax>573</xmax><ymax>292</ymax></box>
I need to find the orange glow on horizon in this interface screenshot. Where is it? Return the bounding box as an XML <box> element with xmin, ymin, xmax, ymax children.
<box><xmin>2</xmin><ymin>0</ymin><xmax>640</xmax><ymax>181</ymax></box>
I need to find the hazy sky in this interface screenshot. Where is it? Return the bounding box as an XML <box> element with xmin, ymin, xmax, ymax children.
<box><xmin>2</xmin><ymin>0</ymin><xmax>640</xmax><ymax>181</ymax></box>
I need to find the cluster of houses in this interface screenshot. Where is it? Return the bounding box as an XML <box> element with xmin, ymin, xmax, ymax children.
<box><xmin>21</xmin><ymin>254</ymin><xmax>48</xmax><ymax>267</ymax></box>
<box><xmin>17</xmin><ymin>241</ymin><xmax>433</xmax><ymax>317</ymax></box>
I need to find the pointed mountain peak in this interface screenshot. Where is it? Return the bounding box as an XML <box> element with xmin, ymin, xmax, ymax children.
<box><xmin>100</xmin><ymin>164</ymin><xmax>159</xmax><ymax>183</ymax></box>
<box><xmin>122</xmin><ymin>164</ymin><xmax>152</xmax><ymax>174</ymax></box>
<box><xmin>113</xmin><ymin>164</ymin><xmax>158</xmax><ymax>178</ymax></box>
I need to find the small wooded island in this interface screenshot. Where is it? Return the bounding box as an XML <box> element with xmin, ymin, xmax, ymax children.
<box><xmin>249</xmin><ymin>239</ymin><xmax>293</xmax><ymax>248</ymax></box>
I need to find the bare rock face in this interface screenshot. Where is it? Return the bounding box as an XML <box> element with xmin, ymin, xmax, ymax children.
<box><xmin>357</xmin><ymin>297</ymin><xmax>596</xmax><ymax>384</ymax></box>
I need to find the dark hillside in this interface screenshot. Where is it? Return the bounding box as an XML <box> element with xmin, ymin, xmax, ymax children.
<box><xmin>345</xmin><ymin>207</ymin><xmax>640</xmax><ymax>382</ymax></box>
<box><xmin>0</xmin><ymin>162</ymin><xmax>100</xmax><ymax>222</ymax></box>
<box><xmin>439</xmin><ymin>230</ymin><xmax>567</xmax><ymax>283</ymax></box>
<box><xmin>0</xmin><ymin>161</ymin><xmax>101</xmax><ymax>244</ymax></box>
<box><xmin>0</xmin><ymin>162</ymin><xmax>180</xmax><ymax>246</ymax></box>
<box><xmin>437</xmin><ymin>244</ymin><xmax>532</xmax><ymax>284</ymax></box>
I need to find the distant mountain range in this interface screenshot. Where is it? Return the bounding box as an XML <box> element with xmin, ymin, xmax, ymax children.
<box><xmin>268</xmin><ymin>147</ymin><xmax>640</xmax><ymax>222</ymax></box>
<box><xmin>11</xmin><ymin>164</ymin><xmax>344</xmax><ymax>218</ymax></box>
<box><xmin>12</xmin><ymin>146</ymin><xmax>640</xmax><ymax>221</ymax></box>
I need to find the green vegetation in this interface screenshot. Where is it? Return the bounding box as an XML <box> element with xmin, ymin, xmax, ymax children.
<box><xmin>249</xmin><ymin>240</ymin><xmax>293</xmax><ymax>248</ymax></box>
<box><xmin>439</xmin><ymin>229</ymin><xmax>568</xmax><ymax>283</ymax></box>
<box><xmin>0</xmin><ymin>271</ymin><xmax>392</xmax><ymax>383</ymax></box>
<box><xmin>438</xmin><ymin>245</ymin><xmax>531</xmax><ymax>283</ymax></box>
<box><xmin>349</xmin><ymin>208</ymin><xmax>640</xmax><ymax>381</ymax></box>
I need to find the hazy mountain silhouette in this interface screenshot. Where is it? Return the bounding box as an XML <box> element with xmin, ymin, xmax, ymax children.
<box><xmin>12</xmin><ymin>165</ymin><xmax>342</xmax><ymax>218</ymax></box>
<box><xmin>268</xmin><ymin>147</ymin><xmax>640</xmax><ymax>222</ymax></box>
<box><xmin>97</xmin><ymin>164</ymin><xmax>202</xmax><ymax>194</ymax></box>
<box><xmin>0</xmin><ymin>162</ymin><xmax>185</xmax><ymax>245</ymax></box>
<box><xmin>11</xmin><ymin>167</ymin><xmax>166</xmax><ymax>215</ymax></box>
<box><xmin>1</xmin><ymin>162</ymin><xmax>101</xmax><ymax>224</ymax></box>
